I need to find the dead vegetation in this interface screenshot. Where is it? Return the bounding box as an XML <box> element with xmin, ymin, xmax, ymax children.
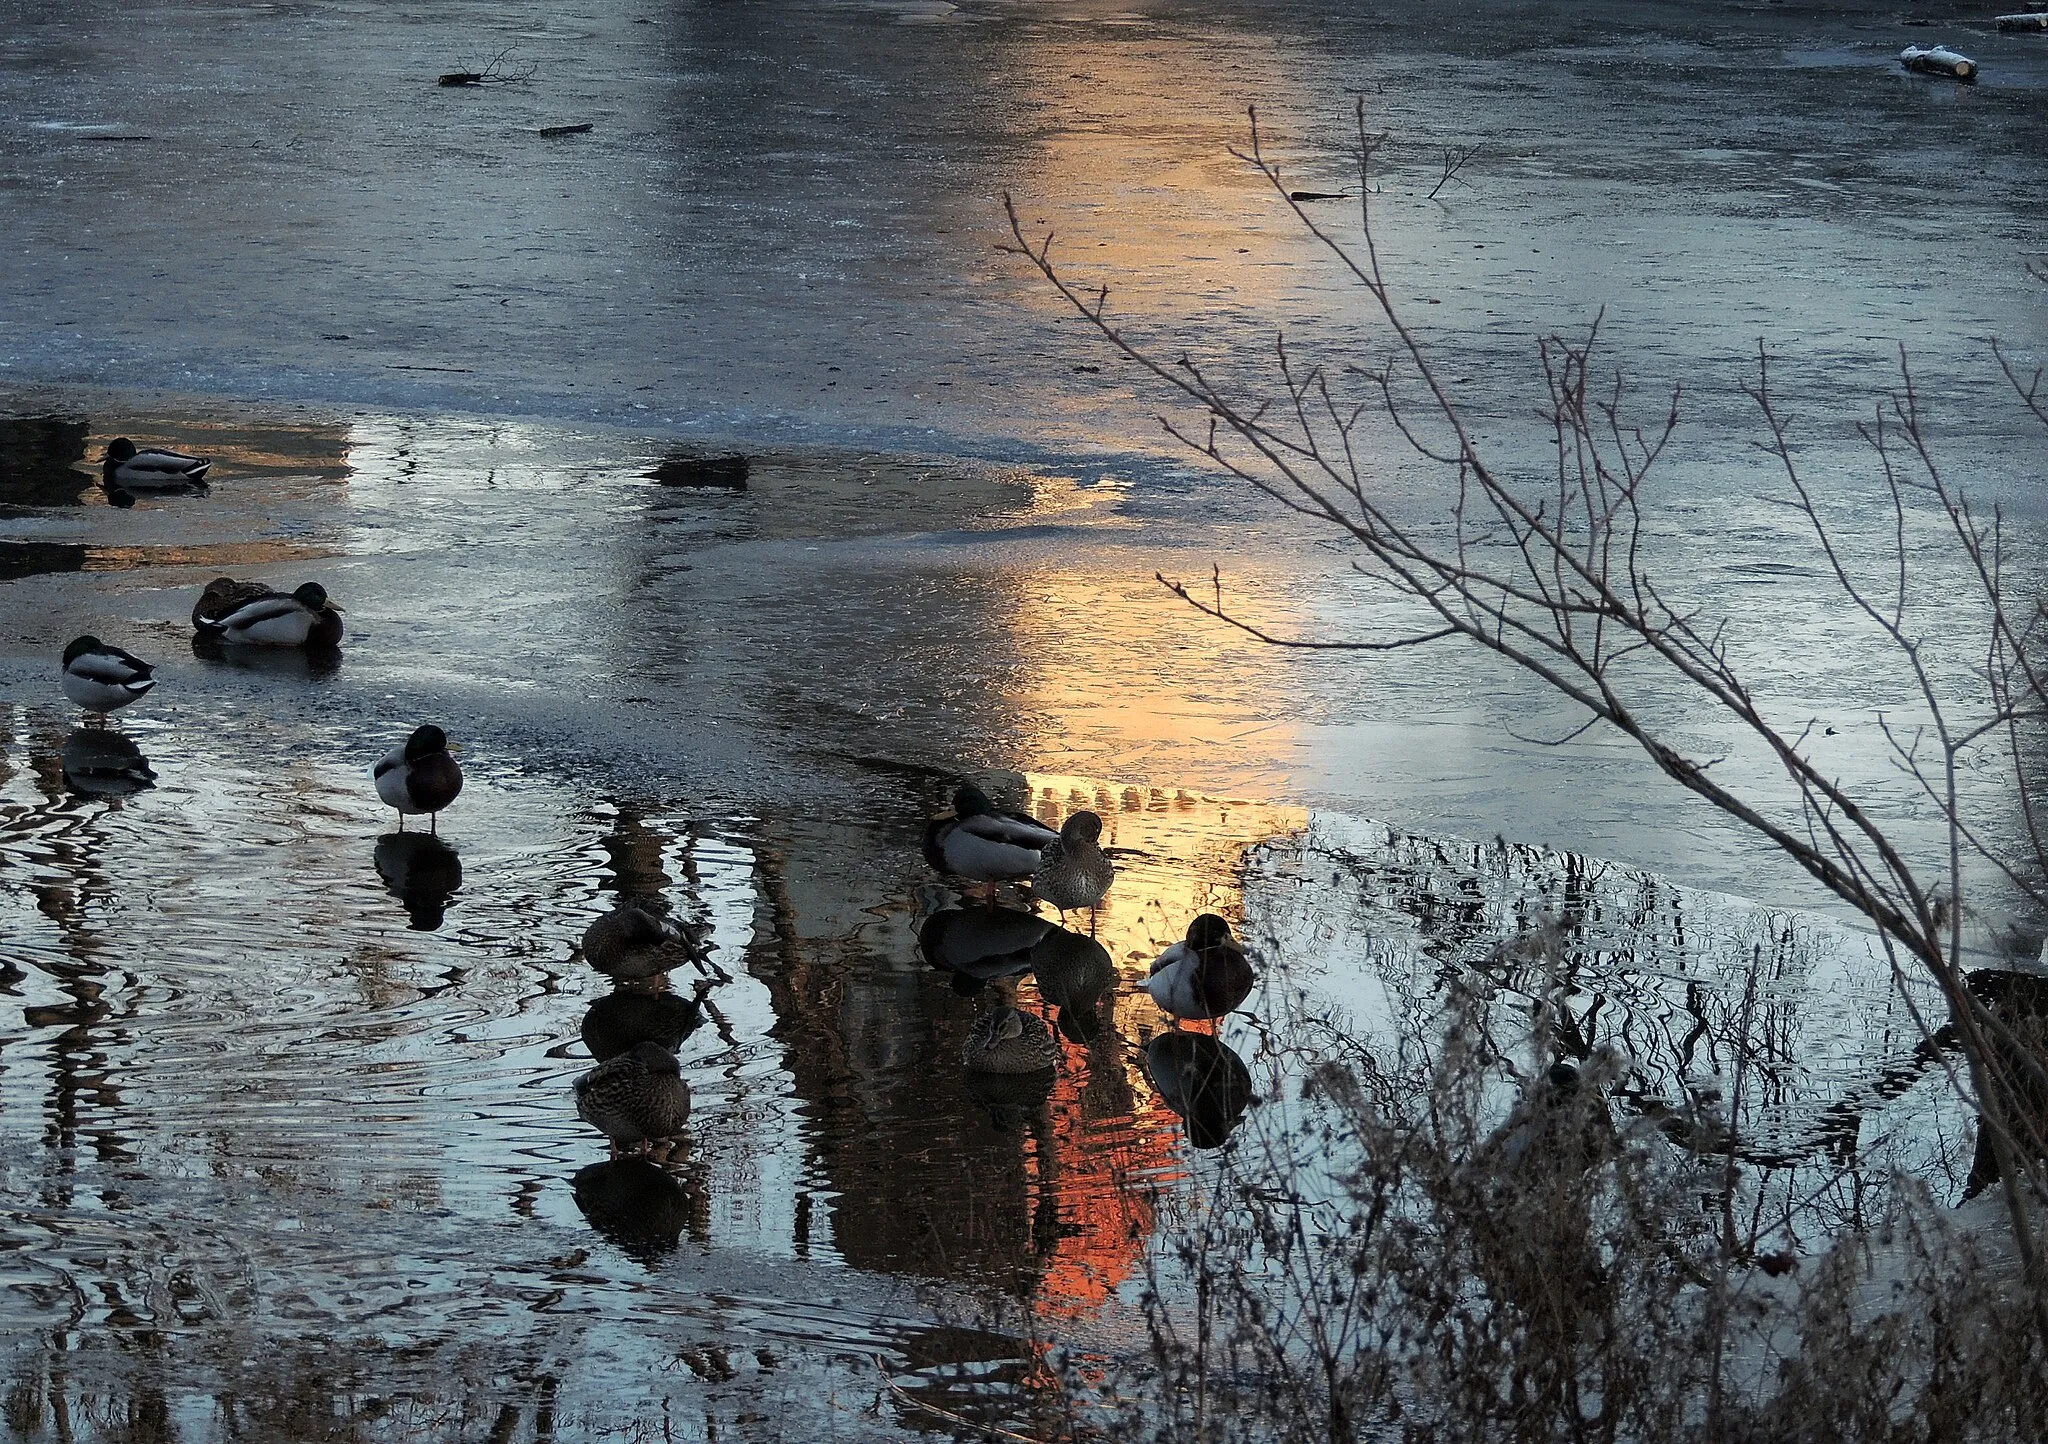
<box><xmin>1006</xmin><ymin>102</ymin><xmax>2048</xmax><ymax>1438</ymax></box>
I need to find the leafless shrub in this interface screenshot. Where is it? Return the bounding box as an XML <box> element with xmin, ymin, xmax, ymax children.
<box><xmin>1010</xmin><ymin>102</ymin><xmax>2048</xmax><ymax>1435</ymax></box>
<box><xmin>1427</xmin><ymin>142</ymin><xmax>1483</xmax><ymax>202</ymax></box>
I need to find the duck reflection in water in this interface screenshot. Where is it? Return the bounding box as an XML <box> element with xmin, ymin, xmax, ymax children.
<box><xmin>59</xmin><ymin>729</ymin><xmax>156</xmax><ymax>798</ymax></box>
<box><xmin>191</xmin><ymin>630</ymin><xmax>342</xmax><ymax>678</ymax></box>
<box><xmin>1030</xmin><ymin>923</ymin><xmax>1118</xmax><ymax>1045</ymax></box>
<box><xmin>581</xmin><ymin>987</ymin><xmax>705</xmax><ymax>1063</ymax></box>
<box><xmin>919</xmin><ymin>898</ymin><xmax>1051</xmax><ymax>996</ymax></box>
<box><xmin>1144</xmin><ymin>1031</ymin><xmax>1255</xmax><ymax>1149</ymax></box>
<box><xmin>372</xmin><ymin>832</ymin><xmax>462</xmax><ymax>930</ymax></box>
<box><xmin>572</xmin><ymin>1157</ymin><xmax>710</xmax><ymax>1265</ymax></box>
<box><xmin>582</xmin><ymin>901</ymin><xmax>711</xmax><ymax>985</ymax></box>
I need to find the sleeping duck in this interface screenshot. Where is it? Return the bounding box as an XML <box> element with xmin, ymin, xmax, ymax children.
<box><xmin>197</xmin><ymin>580</ymin><xmax>344</xmax><ymax>649</ymax></box>
<box><xmin>103</xmin><ymin>437</ymin><xmax>210</xmax><ymax>489</ymax></box>
<box><xmin>583</xmin><ymin>903</ymin><xmax>709</xmax><ymax>983</ymax></box>
<box><xmin>1033</xmin><ymin>810</ymin><xmax>1114</xmax><ymax>913</ymax></box>
<box><xmin>1143</xmin><ymin>914</ymin><xmax>1256</xmax><ymax>1022</ymax></box>
<box><xmin>574</xmin><ymin>1040</ymin><xmax>692</xmax><ymax>1157</ymax></box>
<box><xmin>372</xmin><ymin>724</ymin><xmax>464</xmax><ymax>832</ymax></box>
<box><xmin>923</xmin><ymin>784</ymin><xmax>1059</xmax><ymax>888</ymax></box>
<box><xmin>963</xmin><ymin>1005</ymin><xmax>1060</xmax><ymax>1074</ymax></box>
<box><xmin>192</xmin><ymin>577</ymin><xmax>277</xmax><ymax>631</ymax></box>
<box><xmin>61</xmin><ymin>636</ymin><xmax>156</xmax><ymax>718</ymax></box>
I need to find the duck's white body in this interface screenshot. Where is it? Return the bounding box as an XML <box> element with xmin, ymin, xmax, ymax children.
<box><xmin>103</xmin><ymin>439</ymin><xmax>210</xmax><ymax>489</ymax></box>
<box><xmin>215</xmin><ymin>593</ymin><xmax>319</xmax><ymax>647</ymax></box>
<box><xmin>1142</xmin><ymin>944</ymin><xmax>1208</xmax><ymax>1017</ymax></box>
<box><xmin>61</xmin><ymin>638</ymin><xmax>156</xmax><ymax>714</ymax></box>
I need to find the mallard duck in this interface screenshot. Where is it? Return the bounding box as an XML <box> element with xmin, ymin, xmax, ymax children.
<box><xmin>923</xmin><ymin>784</ymin><xmax>1058</xmax><ymax>887</ymax></box>
<box><xmin>1144</xmin><ymin>1031</ymin><xmax>1254</xmax><ymax>1148</ymax></box>
<box><xmin>1033</xmin><ymin>810</ymin><xmax>1114</xmax><ymax>912</ymax></box>
<box><xmin>583</xmin><ymin>903</ymin><xmax>709</xmax><ymax>982</ymax></box>
<box><xmin>574</xmin><ymin>1040</ymin><xmax>692</xmax><ymax>1156</ymax></box>
<box><xmin>1143</xmin><ymin>914</ymin><xmax>1256</xmax><ymax>1022</ymax></box>
<box><xmin>1481</xmin><ymin>1059</ymin><xmax>1618</xmax><ymax>1175</ymax></box>
<box><xmin>372</xmin><ymin>724</ymin><xmax>463</xmax><ymax>831</ymax></box>
<box><xmin>61</xmin><ymin>636</ymin><xmax>156</xmax><ymax>717</ymax></box>
<box><xmin>194</xmin><ymin>579</ymin><xmax>343</xmax><ymax>648</ymax></box>
<box><xmin>581</xmin><ymin>988</ymin><xmax>705</xmax><ymax>1062</ymax></box>
<box><xmin>962</xmin><ymin>1005</ymin><xmax>1060</xmax><ymax>1074</ymax></box>
<box><xmin>1030</xmin><ymin>924</ymin><xmax>1117</xmax><ymax>1044</ymax></box>
<box><xmin>103</xmin><ymin>437</ymin><xmax>210</xmax><ymax>488</ymax></box>
<box><xmin>572</xmin><ymin>1158</ymin><xmax>707</xmax><ymax>1263</ymax></box>
<box><xmin>191</xmin><ymin>577</ymin><xmax>277</xmax><ymax>631</ymax></box>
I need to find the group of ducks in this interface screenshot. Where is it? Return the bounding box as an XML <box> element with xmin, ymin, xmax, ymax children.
<box><xmin>922</xmin><ymin>783</ymin><xmax>1260</xmax><ymax>1137</ymax></box>
<box><xmin>57</xmin><ymin>437</ymin><xmax>466</xmax><ymax>829</ymax></box>
<box><xmin>58</xmin><ymin>438</ymin><xmax>1256</xmax><ymax>1164</ymax></box>
<box><xmin>571</xmin><ymin>783</ymin><xmax>1265</xmax><ymax>1162</ymax></box>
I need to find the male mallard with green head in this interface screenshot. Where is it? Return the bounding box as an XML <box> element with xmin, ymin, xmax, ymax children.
<box><xmin>103</xmin><ymin>437</ymin><xmax>210</xmax><ymax>488</ymax></box>
<box><xmin>1143</xmin><ymin>914</ymin><xmax>1255</xmax><ymax>1022</ymax></box>
<box><xmin>61</xmin><ymin>636</ymin><xmax>156</xmax><ymax>719</ymax></box>
<box><xmin>574</xmin><ymin>1040</ymin><xmax>692</xmax><ymax>1157</ymax></box>
<box><xmin>372</xmin><ymin>724</ymin><xmax>463</xmax><ymax>832</ymax></box>
<box><xmin>924</xmin><ymin>784</ymin><xmax>1059</xmax><ymax>888</ymax></box>
<box><xmin>194</xmin><ymin>578</ymin><xmax>344</xmax><ymax>649</ymax></box>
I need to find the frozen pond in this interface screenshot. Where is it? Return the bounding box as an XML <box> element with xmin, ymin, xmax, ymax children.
<box><xmin>0</xmin><ymin>0</ymin><xmax>2045</xmax><ymax>1434</ymax></box>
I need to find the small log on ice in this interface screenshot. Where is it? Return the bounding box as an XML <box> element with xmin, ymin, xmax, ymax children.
<box><xmin>648</xmin><ymin>454</ymin><xmax>750</xmax><ymax>489</ymax></box>
<box><xmin>1899</xmin><ymin>45</ymin><xmax>1978</xmax><ymax>80</ymax></box>
<box><xmin>1996</xmin><ymin>13</ymin><xmax>2048</xmax><ymax>31</ymax></box>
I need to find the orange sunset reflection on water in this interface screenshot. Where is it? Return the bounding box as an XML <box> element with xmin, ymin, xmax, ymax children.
<box><xmin>1000</xmin><ymin>773</ymin><xmax>1305</xmax><ymax>1321</ymax></box>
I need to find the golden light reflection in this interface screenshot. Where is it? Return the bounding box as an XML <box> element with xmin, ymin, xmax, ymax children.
<box><xmin>1005</xmin><ymin>563</ymin><xmax>1316</xmax><ymax>797</ymax></box>
<box><xmin>990</xmin><ymin>30</ymin><xmax>1327</xmax><ymax>322</ymax></box>
<box><xmin>1008</xmin><ymin>771</ymin><xmax>1305</xmax><ymax>1321</ymax></box>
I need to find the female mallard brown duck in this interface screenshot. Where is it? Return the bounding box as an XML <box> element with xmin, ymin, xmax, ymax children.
<box><xmin>1143</xmin><ymin>914</ymin><xmax>1255</xmax><ymax>1022</ymax></box>
<box><xmin>574</xmin><ymin>1040</ymin><xmax>692</xmax><ymax>1156</ymax></box>
<box><xmin>962</xmin><ymin>1005</ymin><xmax>1059</xmax><ymax>1074</ymax></box>
<box><xmin>1032</xmin><ymin>810</ymin><xmax>1114</xmax><ymax>913</ymax></box>
<box><xmin>582</xmin><ymin>903</ymin><xmax>709</xmax><ymax>982</ymax></box>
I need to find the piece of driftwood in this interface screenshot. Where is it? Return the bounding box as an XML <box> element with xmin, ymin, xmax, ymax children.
<box><xmin>537</xmin><ymin>122</ymin><xmax>593</xmax><ymax>137</ymax></box>
<box><xmin>1288</xmin><ymin>189</ymin><xmax>1347</xmax><ymax>201</ymax></box>
<box><xmin>648</xmin><ymin>454</ymin><xmax>749</xmax><ymax>489</ymax></box>
<box><xmin>1996</xmin><ymin>12</ymin><xmax>2048</xmax><ymax>30</ymax></box>
<box><xmin>1900</xmin><ymin>45</ymin><xmax>1978</xmax><ymax>80</ymax></box>
<box><xmin>439</xmin><ymin>71</ymin><xmax>484</xmax><ymax>86</ymax></box>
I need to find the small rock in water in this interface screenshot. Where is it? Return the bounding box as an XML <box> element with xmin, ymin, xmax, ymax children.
<box><xmin>648</xmin><ymin>453</ymin><xmax>750</xmax><ymax>489</ymax></box>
